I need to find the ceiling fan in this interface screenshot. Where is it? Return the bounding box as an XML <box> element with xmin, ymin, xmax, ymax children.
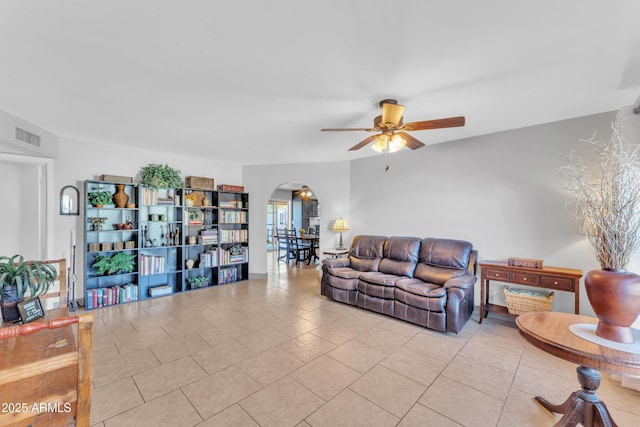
<box><xmin>295</xmin><ymin>185</ymin><xmax>313</xmax><ymax>198</ymax></box>
<box><xmin>321</xmin><ymin>99</ymin><xmax>465</xmax><ymax>152</ymax></box>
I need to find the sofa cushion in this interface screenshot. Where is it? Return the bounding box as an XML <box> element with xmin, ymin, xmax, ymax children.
<box><xmin>395</xmin><ymin>278</ymin><xmax>447</xmax><ymax>311</ymax></box>
<box><xmin>348</xmin><ymin>235</ymin><xmax>386</xmax><ymax>272</ymax></box>
<box><xmin>378</xmin><ymin>237</ymin><xmax>421</xmax><ymax>277</ymax></box>
<box><xmin>414</xmin><ymin>238</ymin><xmax>473</xmax><ymax>285</ymax></box>
<box><xmin>327</xmin><ymin>267</ymin><xmax>361</xmax><ymax>280</ymax></box>
<box><xmin>359</xmin><ymin>271</ymin><xmax>403</xmax><ymax>287</ymax></box>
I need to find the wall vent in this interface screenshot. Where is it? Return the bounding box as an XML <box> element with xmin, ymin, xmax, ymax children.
<box><xmin>15</xmin><ymin>126</ymin><xmax>41</xmax><ymax>147</ymax></box>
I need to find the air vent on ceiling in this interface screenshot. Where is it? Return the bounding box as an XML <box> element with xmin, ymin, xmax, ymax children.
<box><xmin>15</xmin><ymin>126</ymin><xmax>41</xmax><ymax>147</ymax></box>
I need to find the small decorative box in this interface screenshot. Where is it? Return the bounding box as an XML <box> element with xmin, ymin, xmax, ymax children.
<box><xmin>125</xmin><ymin>241</ymin><xmax>136</xmax><ymax>249</ymax></box>
<box><xmin>508</xmin><ymin>257</ymin><xmax>543</xmax><ymax>269</ymax></box>
<box><xmin>88</xmin><ymin>243</ymin><xmax>100</xmax><ymax>252</ymax></box>
<box><xmin>217</xmin><ymin>184</ymin><xmax>244</xmax><ymax>193</ymax></box>
<box><xmin>114</xmin><ymin>241</ymin><xmax>124</xmax><ymax>251</ymax></box>
<box><xmin>101</xmin><ymin>242</ymin><xmax>113</xmax><ymax>251</ymax></box>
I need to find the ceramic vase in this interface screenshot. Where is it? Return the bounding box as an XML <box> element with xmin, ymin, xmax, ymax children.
<box><xmin>113</xmin><ymin>184</ymin><xmax>129</xmax><ymax>208</ymax></box>
<box><xmin>584</xmin><ymin>268</ymin><xmax>640</xmax><ymax>344</ymax></box>
<box><xmin>186</xmin><ymin>259</ymin><xmax>194</xmax><ymax>269</ymax></box>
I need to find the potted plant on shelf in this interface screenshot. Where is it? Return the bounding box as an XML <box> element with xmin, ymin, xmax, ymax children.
<box><xmin>91</xmin><ymin>253</ymin><xmax>136</xmax><ymax>275</ymax></box>
<box><xmin>561</xmin><ymin>121</ymin><xmax>640</xmax><ymax>343</ymax></box>
<box><xmin>0</xmin><ymin>255</ymin><xmax>58</xmax><ymax>321</ymax></box>
<box><xmin>187</xmin><ymin>276</ymin><xmax>208</xmax><ymax>289</ymax></box>
<box><xmin>88</xmin><ymin>190</ymin><xmax>113</xmax><ymax>208</ymax></box>
<box><xmin>139</xmin><ymin>164</ymin><xmax>184</xmax><ymax>190</ymax></box>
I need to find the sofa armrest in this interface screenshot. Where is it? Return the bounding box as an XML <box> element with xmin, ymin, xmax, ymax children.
<box><xmin>323</xmin><ymin>258</ymin><xmax>351</xmax><ymax>268</ymax></box>
<box><xmin>443</xmin><ymin>274</ymin><xmax>477</xmax><ymax>291</ymax></box>
<box><xmin>444</xmin><ymin>274</ymin><xmax>477</xmax><ymax>333</ymax></box>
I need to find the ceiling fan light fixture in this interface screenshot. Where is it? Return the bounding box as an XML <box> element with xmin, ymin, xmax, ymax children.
<box><xmin>388</xmin><ymin>134</ymin><xmax>406</xmax><ymax>153</ymax></box>
<box><xmin>371</xmin><ymin>134</ymin><xmax>389</xmax><ymax>153</ymax></box>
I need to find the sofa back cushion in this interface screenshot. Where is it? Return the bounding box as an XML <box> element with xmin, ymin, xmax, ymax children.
<box><xmin>378</xmin><ymin>237</ymin><xmax>421</xmax><ymax>277</ymax></box>
<box><xmin>349</xmin><ymin>235</ymin><xmax>386</xmax><ymax>272</ymax></box>
<box><xmin>414</xmin><ymin>238</ymin><xmax>473</xmax><ymax>285</ymax></box>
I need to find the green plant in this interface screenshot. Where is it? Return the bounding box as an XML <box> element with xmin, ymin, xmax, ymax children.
<box><xmin>0</xmin><ymin>255</ymin><xmax>58</xmax><ymax>299</ymax></box>
<box><xmin>92</xmin><ymin>253</ymin><xmax>136</xmax><ymax>275</ymax></box>
<box><xmin>88</xmin><ymin>191</ymin><xmax>113</xmax><ymax>206</ymax></box>
<box><xmin>139</xmin><ymin>164</ymin><xmax>184</xmax><ymax>190</ymax></box>
<box><xmin>187</xmin><ymin>276</ymin><xmax>209</xmax><ymax>289</ymax></box>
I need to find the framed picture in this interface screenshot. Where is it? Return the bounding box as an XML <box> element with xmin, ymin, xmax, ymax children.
<box><xmin>60</xmin><ymin>185</ymin><xmax>80</xmax><ymax>215</ymax></box>
<box><xmin>17</xmin><ymin>297</ymin><xmax>46</xmax><ymax>323</ymax></box>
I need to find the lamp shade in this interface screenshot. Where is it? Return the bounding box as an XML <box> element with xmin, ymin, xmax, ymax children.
<box><xmin>332</xmin><ymin>217</ymin><xmax>349</xmax><ymax>232</ymax></box>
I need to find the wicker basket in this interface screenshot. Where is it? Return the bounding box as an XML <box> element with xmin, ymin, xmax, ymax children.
<box><xmin>504</xmin><ymin>286</ymin><xmax>554</xmax><ymax>315</ymax></box>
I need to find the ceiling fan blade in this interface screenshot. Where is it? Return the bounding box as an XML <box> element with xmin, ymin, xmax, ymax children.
<box><xmin>348</xmin><ymin>135</ymin><xmax>378</xmax><ymax>151</ymax></box>
<box><xmin>397</xmin><ymin>132</ymin><xmax>425</xmax><ymax>150</ymax></box>
<box><xmin>401</xmin><ymin>116</ymin><xmax>465</xmax><ymax>131</ymax></box>
<box><xmin>321</xmin><ymin>128</ymin><xmax>375</xmax><ymax>132</ymax></box>
<box><xmin>381</xmin><ymin>103</ymin><xmax>405</xmax><ymax>126</ymax></box>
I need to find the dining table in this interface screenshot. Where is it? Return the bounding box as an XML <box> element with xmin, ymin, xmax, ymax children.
<box><xmin>298</xmin><ymin>233</ymin><xmax>320</xmax><ymax>264</ymax></box>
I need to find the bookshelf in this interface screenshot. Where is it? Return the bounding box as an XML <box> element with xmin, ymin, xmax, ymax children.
<box><xmin>84</xmin><ymin>180</ymin><xmax>139</xmax><ymax>309</ymax></box>
<box><xmin>218</xmin><ymin>191</ymin><xmax>249</xmax><ymax>284</ymax></box>
<box><xmin>83</xmin><ymin>181</ymin><xmax>249</xmax><ymax>310</ymax></box>
<box><xmin>137</xmin><ymin>187</ymin><xmax>183</xmax><ymax>300</ymax></box>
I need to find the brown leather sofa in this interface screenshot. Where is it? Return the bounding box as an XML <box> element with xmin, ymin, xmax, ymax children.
<box><xmin>321</xmin><ymin>235</ymin><xmax>478</xmax><ymax>333</ymax></box>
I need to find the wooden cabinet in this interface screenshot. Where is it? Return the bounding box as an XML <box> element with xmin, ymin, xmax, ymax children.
<box><xmin>479</xmin><ymin>260</ymin><xmax>583</xmax><ymax>322</ymax></box>
<box><xmin>84</xmin><ymin>180</ymin><xmax>250</xmax><ymax>310</ymax></box>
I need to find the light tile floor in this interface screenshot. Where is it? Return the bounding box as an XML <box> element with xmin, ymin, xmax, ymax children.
<box><xmin>88</xmin><ymin>255</ymin><xmax>640</xmax><ymax>426</ymax></box>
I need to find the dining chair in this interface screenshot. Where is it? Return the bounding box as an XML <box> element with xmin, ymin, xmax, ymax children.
<box><xmin>276</xmin><ymin>228</ymin><xmax>294</xmax><ymax>264</ymax></box>
<box><xmin>39</xmin><ymin>258</ymin><xmax>67</xmax><ymax>310</ymax></box>
<box><xmin>288</xmin><ymin>228</ymin><xmax>311</xmax><ymax>265</ymax></box>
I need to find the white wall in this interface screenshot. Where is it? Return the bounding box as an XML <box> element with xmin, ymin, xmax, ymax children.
<box><xmin>243</xmin><ymin>161</ymin><xmax>350</xmax><ymax>277</ymax></box>
<box><xmin>349</xmin><ymin>111</ymin><xmax>630</xmax><ymax>316</ymax></box>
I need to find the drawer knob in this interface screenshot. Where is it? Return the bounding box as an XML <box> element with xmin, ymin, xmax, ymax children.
<box><xmin>524</xmin><ymin>278</ymin><xmax>527</xmax><ymax>281</ymax></box>
<box><xmin>495</xmin><ymin>274</ymin><xmax>499</xmax><ymax>277</ymax></box>
<box><xmin>554</xmin><ymin>281</ymin><xmax>558</xmax><ymax>285</ymax></box>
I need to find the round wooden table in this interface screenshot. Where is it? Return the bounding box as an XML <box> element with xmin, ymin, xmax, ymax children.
<box><xmin>516</xmin><ymin>312</ymin><xmax>640</xmax><ymax>427</ymax></box>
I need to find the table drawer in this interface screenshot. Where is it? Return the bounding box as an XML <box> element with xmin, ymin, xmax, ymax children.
<box><xmin>485</xmin><ymin>269</ymin><xmax>510</xmax><ymax>281</ymax></box>
<box><xmin>541</xmin><ymin>276</ymin><xmax>574</xmax><ymax>291</ymax></box>
<box><xmin>512</xmin><ymin>272</ymin><xmax>540</xmax><ymax>285</ymax></box>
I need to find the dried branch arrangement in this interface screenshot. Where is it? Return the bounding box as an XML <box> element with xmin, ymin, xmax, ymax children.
<box><xmin>560</xmin><ymin>122</ymin><xmax>640</xmax><ymax>270</ymax></box>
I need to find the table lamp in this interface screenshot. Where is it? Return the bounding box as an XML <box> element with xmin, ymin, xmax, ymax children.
<box><xmin>332</xmin><ymin>217</ymin><xmax>349</xmax><ymax>250</ymax></box>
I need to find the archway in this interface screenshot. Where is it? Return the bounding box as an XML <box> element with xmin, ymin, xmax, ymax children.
<box><xmin>267</xmin><ymin>182</ymin><xmax>321</xmax><ymax>264</ymax></box>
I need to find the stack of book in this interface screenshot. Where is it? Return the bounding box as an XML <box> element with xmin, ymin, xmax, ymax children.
<box><xmin>219</xmin><ymin>267</ymin><xmax>238</xmax><ymax>284</ymax></box>
<box><xmin>199</xmin><ymin>249</ymin><xmax>218</xmax><ymax>267</ymax></box>
<box><xmin>219</xmin><ymin>247</ymin><xmax>248</xmax><ymax>265</ymax></box>
<box><xmin>220</xmin><ymin>211</ymin><xmax>247</xmax><ymax>223</ymax></box>
<box><xmin>219</xmin><ymin>229</ymin><xmax>248</xmax><ymax>243</ymax></box>
<box><xmin>85</xmin><ymin>283</ymin><xmax>138</xmax><ymax>309</ymax></box>
<box><xmin>140</xmin><ymin>253</ymin><xmax>166</xmax><ymax>275</ymax></box>
<box><xmin>198</xmin><ymin>229</ymin><xmax>218</xmax><ymax>245</ymax></box>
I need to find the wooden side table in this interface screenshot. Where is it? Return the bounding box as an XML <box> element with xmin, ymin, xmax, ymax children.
<box><xmin>323</xmin><ymin>249</ymin><xmax>348</xmax><ymax>259</ymax></box>
<box><xmin>516</xmin><ymin>312</ymin><xmax>640</xmax><ymax>427</ymax></box>
<box><xmin>479</xmin><ymin>260</ymin><xmax>583</xmax><ymax>323</ymax></box>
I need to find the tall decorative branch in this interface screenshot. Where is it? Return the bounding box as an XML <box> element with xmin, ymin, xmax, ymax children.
<box><xmin>560</xmin><ymin>122</ymin><xmax>640</xmax><ymax>270</ymax></box>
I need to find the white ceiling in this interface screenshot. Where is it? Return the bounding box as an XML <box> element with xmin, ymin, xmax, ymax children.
<box><xmin>1</xmin><ymin>1</ymin><xmax>639</xmax><ymax>166</ymax></box>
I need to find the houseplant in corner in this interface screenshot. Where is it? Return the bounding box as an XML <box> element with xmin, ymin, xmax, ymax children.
<box><xmin>0</xmin><ymin>255</ymin><xmax>58</xmax><ymax>321</ymax></box>
<box><xmin>561</xmin><ymin>121</ymin><xmax>640</xmax><ymax>343</ymax></box>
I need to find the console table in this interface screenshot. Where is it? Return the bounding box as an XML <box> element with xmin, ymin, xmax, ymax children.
<box><xmin>516</xmin><ymin>312</ymin><xmax>640</xmax><ymax>427</ymax></box>
<box><xmin>479</xmin><ymin>260</ymin><xmax>583</xmax><ymax>323</ymax></box>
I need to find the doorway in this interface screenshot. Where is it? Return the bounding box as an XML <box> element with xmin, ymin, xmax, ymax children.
<box><xmin>266</xmin><ymin>201</ymin><xmax>289</xmax><ymax>251</ymax></box>
<box><xmin>267</xmin><ymin>183</ymin><xmax>321</xmax><ymax>264</ymax></box>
